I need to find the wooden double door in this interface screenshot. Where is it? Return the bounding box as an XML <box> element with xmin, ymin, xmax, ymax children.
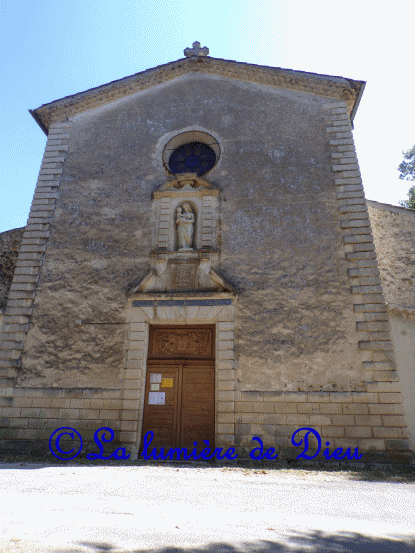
<box><xmin>141</xmin><ymin>325</ymin><xmax>215</xmax><ymax>451</ymax></box>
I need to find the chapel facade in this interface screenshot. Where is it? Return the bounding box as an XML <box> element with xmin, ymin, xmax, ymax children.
<box><xmin>0</xmin><ymin>43</ymin><xmax>414</xmax><ymax>462</ymax></box>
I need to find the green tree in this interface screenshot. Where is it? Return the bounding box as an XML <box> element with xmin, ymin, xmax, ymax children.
<box><xmin>398</xmin><ymin>145</ymin><xmax>415</xmax><ymax>209</ymax></box>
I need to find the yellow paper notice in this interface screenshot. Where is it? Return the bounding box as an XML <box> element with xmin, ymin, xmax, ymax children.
<box><xmin>161</xmin><ymin>378</ymin><xmax>173</xmax><ymax>388</ymax></box>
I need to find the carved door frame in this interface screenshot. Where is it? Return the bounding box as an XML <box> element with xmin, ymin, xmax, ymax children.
<box><xmin>122</xmin><ymin>296</ymin><xmax>236</xmax><ymax>459</ymax></box>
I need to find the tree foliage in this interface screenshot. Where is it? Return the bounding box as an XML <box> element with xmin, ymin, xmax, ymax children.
<box><xmin>398</xmin><ymin>145</ymin><xmax>415</xmax><ymax>209</ymax></box>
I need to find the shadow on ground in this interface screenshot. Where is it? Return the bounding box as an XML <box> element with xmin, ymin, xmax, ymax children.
<box><xmin>1</xmin><ymin>454</ymin><xmax>415</xmax><ymax>483</ymax></box>
<box><xmin>58</xmin><ymin>530</ymin><xmax>415</xmax><ymax>552</ymax></box>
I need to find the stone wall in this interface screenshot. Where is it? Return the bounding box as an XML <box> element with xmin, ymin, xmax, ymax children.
<box><xmin>367</xmin><ymin>200</ymin><xmax>415</xmax><ymax>312</ymax></box>
<box><xmin>0</xmin><ymin>227</ymin><xmax>24</xmax><ymax>318</ymax></box>
<box><xmin>0</xmin><ymin>73</ymin><xmax>411</xmax><ymax>460</ymax></box>
<box><xmin>21</xmin><ymin>75</ymin><xmax>369</xmax><ymax>392</ymax></box>
<box><xmin>368</xmin><ymin>200</ymin><xmax>415</xmax><ymax>451</ymax></box>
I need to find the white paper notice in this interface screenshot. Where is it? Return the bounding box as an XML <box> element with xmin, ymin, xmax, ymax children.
<box><xmin>148</xmin><ymin>392</ymin><xmax>166</xmax><ymax>405</ymax></box>
<box><xmin>150</xmin><ymin>373</ymin><xmax>162</xmax><ymax>384</ymax></box>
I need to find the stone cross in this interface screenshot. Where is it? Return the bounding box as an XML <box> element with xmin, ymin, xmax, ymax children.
<box><xmin>184</xmin><ymin>41</ymin><xmax>209</xmax><ymax>58</ymax></box>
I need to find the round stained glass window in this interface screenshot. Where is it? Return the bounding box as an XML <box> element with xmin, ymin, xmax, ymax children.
<box><xmin>168</xmin><ymin>142</ymin><xmax>216</xmax><ymax>176</ymax></box>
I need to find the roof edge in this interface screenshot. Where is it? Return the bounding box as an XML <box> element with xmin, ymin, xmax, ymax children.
<box><xmin>367</xmin><ymin>199</ymin><xmax>415</xmax><ymax>214</ymax></box>
<box><xmin>29</xmin><ymin>109</ymin><xmax>48</xmax><ymax>136</ymax></box>
<box><xmin>30</xmin><ymin>56</ymin><xmax>366</xmax><ymax>133</ymax></box>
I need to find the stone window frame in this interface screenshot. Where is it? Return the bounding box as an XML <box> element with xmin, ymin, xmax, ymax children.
<box><xmin>161</xmin><ymin>130</ymin><xmax>221</xmax><ymax>176</ymax></box>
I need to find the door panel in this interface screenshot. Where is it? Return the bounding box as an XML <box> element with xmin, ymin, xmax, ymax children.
<box><xmin>141</xmin><ymin>365</ymin><xmax>180</xmax><ymax>448</ymax></box>
<box><xmin>180</xmin><ymin>365</ymin><xmax>215</xmax><ymax>449</ymax></box>
<box><xmin>141</xmin><ymin>362</ymin><xmax>215</xmax><ymax>451</ymax></box>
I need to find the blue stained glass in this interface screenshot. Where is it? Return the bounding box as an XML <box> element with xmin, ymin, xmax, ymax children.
<box><xmin>169</xmin><ymin>142</ymin><xmax>216</xmax><ymax>176</ymax></box>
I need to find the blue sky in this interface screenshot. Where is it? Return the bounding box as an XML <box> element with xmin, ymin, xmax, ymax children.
<box><xmin>1</xmin><ymin>0</ymin><xmax>414</xmax><ymax>233</ymax></box>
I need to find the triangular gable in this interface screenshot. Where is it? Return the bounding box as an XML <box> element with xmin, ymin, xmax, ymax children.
<box><xmin>30</xmin><ymin>53</ymin><xmax>365</xmax><ymax>134</ymax></box>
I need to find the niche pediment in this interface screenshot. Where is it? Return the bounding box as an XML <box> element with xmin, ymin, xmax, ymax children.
<box><xmin>127</xmin><ymin>251</ymin><xmax>235</xmax><ymax>295</ymax></box>
<box><xmin>153</xmin><ymin>173</ymin><xmax>219</xmax><ymax>196</ymax></box>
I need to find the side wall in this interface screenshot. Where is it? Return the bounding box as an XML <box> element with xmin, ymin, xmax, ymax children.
<box><xmin>0</xmin><ymin>227</ymin><xmax>24</xmax><ymax>328</ymax></box>
<box><xmin>368</xmin><ymin>200</ymin><xmax>415</xmax><ymax>451</ymax></box>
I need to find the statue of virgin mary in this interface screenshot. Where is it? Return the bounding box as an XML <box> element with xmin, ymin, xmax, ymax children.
<box><xmin>176</xmin><ymin>203</ymin><xmax>195</xmax><ymax>251</ymax></box>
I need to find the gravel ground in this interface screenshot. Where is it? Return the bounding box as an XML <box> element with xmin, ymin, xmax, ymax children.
<box><xmin>0</xmin><ymin>462</ymin><xmax>415</xmax><ymax>553</ymax></box>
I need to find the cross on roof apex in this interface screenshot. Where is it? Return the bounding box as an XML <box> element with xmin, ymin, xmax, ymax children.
<box><xmin>184</xmin><ymin>41</ymin><xmax>209</xmax><ymax>58</ymax></box>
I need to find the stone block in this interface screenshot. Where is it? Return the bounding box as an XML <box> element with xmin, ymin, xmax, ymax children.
<box><xmin>218</xmin><ymin>340</ymin><xmax>233</xmax><ymax>350</ymax></box>
<box><xmin>353</xmin><ymin>243</ymin><xmax>375</xmax><ymax>252</ymax></box>
<box><xmin>358</xmin><ymin>341</ymin><xmax>393</xmax><ymax>351</ymax></box>
<box><xmin>337</xmin><ymin>185</ymin><xmax>364</xmax><ymax>194</ymax></box>
<box><xmin>99</xmin><ymin>409</ymin><xmax>121</xmax><ymax>420</ymax></box>
<box><xmin>217</xmin><ymin>369</ymin><xmax>234</xmax><ymax>380</ymax></box>
<box><xmin>217</xmin><ymin>391</ymin><xmax>235</xmax><ymax>401</ymax></box>
<box><xmin>335</xmin><ymin>170</ymin><xmax>361</xmax><ymax>179</ymax></box>
<box><xmin>44</xmin><ymin>144</ymin><xmax>68</xmax><ymax>151</ymax></box>
<box><xmin>122</xmin><ymin>389</ymin><xmax>139</xmax><ymax>400</ymax></box>
<box><xmin>308</xmin><ymin>414</ymin><xmax>332</xmax><ymax>426</ymax></box>
<box><xmin>370</xmin><ymin>371</ymin><xmax>399</xmax><ymax>382</ymax></box>
<box><xmin>124</xmin><ymin>369</ymin><xmax>141</xmax><ymax>380</ymax></box>
<box><xmin>333</xmin><ymin>437</ymin><xmax>359</xmax><ymax>449</ymax></box>
<box><xmin>217</xmin><ymin>412</ymin><xmax>234</xmax><ymax>423</ymax></box>
<box><xmin>118</xmin><ymin>432</ymin><xmax>137</xmax><ymax>443</ymax></box>
<box><xmin>123</xmin><ymin>398</ymin><xmax>140</xmax><ymax>409</ymax></box>
<box><xmin>373</xmin><ymin>427</ymin><xmax>408</xmax><ymax>439</ymax></box>
<box><xmin>129</xmin><ymin>331</ymin><xmax>146</xmax><ymax>341</ymax></box>
<box><xmin>50</xmin><ymin>398</ymin><xmax>71</xmax><ymax>408</ymax></box>
<box><xmin>384</xmin><ymin>439</ymin><xmax>410</xmax><ymax>451</ymax></box>
<box><xmin>342</xmin><ymin>403</ymin><xmax>368</xmax><ymax>415</ymax></box>
<box><xmin>368</xmin><ymin>404</ymin><xmax>394</xmax><ymax>415</ymax></box>
<box><xmin>277</xmin><ymin>403</ymin><xmax>298</xmax><ymax>414</ymax></box>
<box><xmin>19</xmin><ymin>407</ymin><xmax>41</xmax><ymax>418</ymax></box>
<box><xmin>329</xmin><ymin>137</ymin><xmax>354</xmax><ymax>145</ymax></box>
<box><xmin>352</xmin><ymin>285</ymin><xmax>383</xmax><ymax>295</ymax></box>
<box><xmin>320</xmin><ymin>426</ymin><xmax>345</xmax><ymax>438</ymax></box>
<box><xmin>351</xmin><ymin>392</ymin><xmax>378</xmax><ymax>403</ymax></box>
<box><xmin>328</xmin><ymin>392</ymin><xmax>352</xmax><ymax>403</ymax></box>
<box><xmin>307</xmin><ymin>392</ymin><xmax>331</xmax><ymax>403</ymax></box>
<box><xmin>339</xmin><ymin>205</ymin><xmax>367</xmax><ymax>214</ymax></box>
<box><xmin>58</xmin><ymin>408</ymin><xmax>80</xmax><ymax>419</ymax></box>
<box><xmin>217</xmin><ymin>423</ymin><xmax>235</xmax><ymax>434</ymax></box>
<box><xmin>218</xmin><ymin>331</ymin><xmax>233</xmax><ymax>341</ymax></box>
<box><xmin>126</xmin><ymin>361</ymin><xmax>143</xmax><ymax>371</ymax></box>
<box><xmin>334</xmin><ymin>177</ymin><xmax>362</xmax><ymax>185</ymax></box>
<box><xmin>217</xmin><ymin>401</ymin><xmax>234</xmax><ymax>413</ymax></box>
<box><xmin>341</xmin><ymin>220</ymin><xmax>370</xmax><ymax>231</ymax></box>
<box><xmin>358</xmin><ymin>439</ymin><xmax>385</xmax><ymax>451</ymax></box>
<box><xmin>382</xmin><ymin>415</ymin><xmax>407</xmax><ymax>427</ymax></box>
<box><xmin>297</xmin><ymin>403</ymin><xmax>320</xmax><ymax>414</ymax></box>
<box><xmin>235</xmin><ymin>401</ymin><xmax>253</xmax><ymax>413</ymax></box>
<box><xmin>39</xmin><ymin>168</ymin><xmax>63</xmax><ymax>175</ymax></box>
<box><xmin>345</xmin><ymin>426</ymin><xmax>372</xmax><ymax>438</ymax></box>
<box><xmin>319</xmin><ymin>403</ymin><xmax>342</xmax><ymax>414</ymax></box>
<box><xmin>263</xmin><ymin>392</ymin><xmax>285</xmax><ymax>402</ymax></box>
<box><xmin>217</xmin><ymin>381</ymin><xmax>234</xmax><ymax>393</ymax></box>
<box><xmin>31</xmin><ymin>398</ymin><xmax>52</xmax><ymax>408</ymax></box>
<box><xmin>331</xmin><ymin>415</ymin><xmax>355</xmax><ymax>425</ymax></box>
<box><xmin>332</xmin><ymin>163</ymin><xmax>359</xmax><ymax>171</ymax></box>
<box><xmin>124</xmin><ymin>379</ymin><xmax>141</xmax><ymax>389</ymax></box>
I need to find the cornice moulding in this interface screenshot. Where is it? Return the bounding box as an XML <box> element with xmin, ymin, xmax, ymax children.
<box><xmin>30</xmin><ymin>56</ymin><xmax>365</xmax><ymax>134</ymax></box>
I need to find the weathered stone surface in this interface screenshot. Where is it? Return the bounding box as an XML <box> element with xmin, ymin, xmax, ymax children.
<box><xmin>368</xmin><ymin>200</ymin><xmax>415</xmax><ymax>312</ymax></box>
<box><xmin>21</xmin><ymin>76</ymin><xmax>369</xmax><ymax>392</ymax></box>
<box><xmin>0</xmin><ymin>228</ymin><xmax>25</xmax><ymax>314</ymax></box>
